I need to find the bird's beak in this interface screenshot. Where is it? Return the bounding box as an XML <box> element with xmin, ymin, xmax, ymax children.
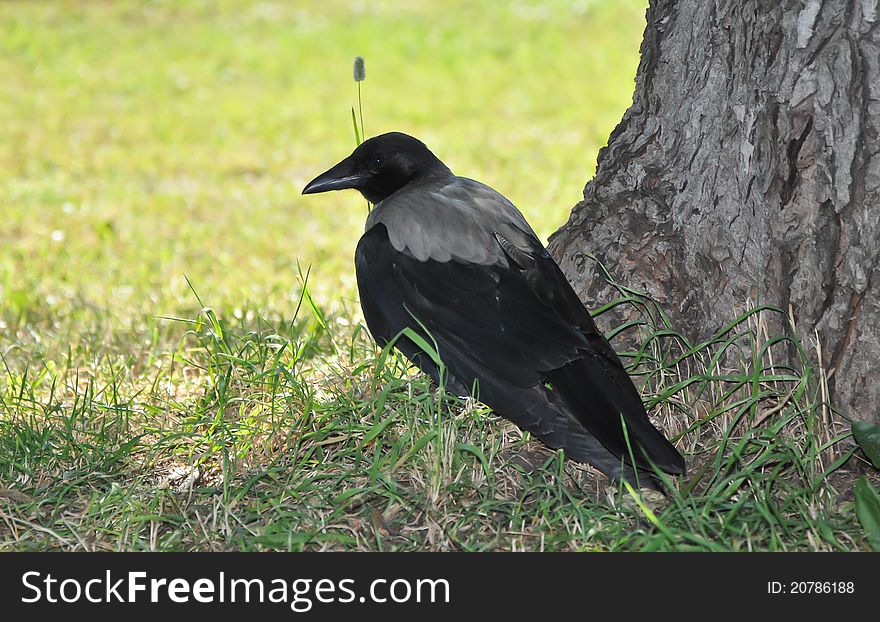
<box><xmin>302</xmin><ymin>157</ymin><xmax>364</xmax><ymax>195</ymax></box>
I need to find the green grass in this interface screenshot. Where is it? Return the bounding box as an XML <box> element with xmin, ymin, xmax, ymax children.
<box><xmin>0</xmin><ymin>0</ymin><xmax>872</xmax><ymax>551</ymax></box>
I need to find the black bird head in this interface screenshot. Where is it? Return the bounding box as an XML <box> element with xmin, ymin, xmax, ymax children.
<box><xmin>302</xmin><ymin>132</ymin><xmax>452</xmax><ymax>204</ymax></box>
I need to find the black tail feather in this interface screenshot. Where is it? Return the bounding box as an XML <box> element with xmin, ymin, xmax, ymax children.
<box><xmin>547</xmin><ymin>357</ymin><xmax>686</xmax><ymax>476</ymax></box>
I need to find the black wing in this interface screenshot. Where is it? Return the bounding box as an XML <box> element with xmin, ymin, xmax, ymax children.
<box><xmin>355</xmin><ymin>223</ymin><xmax>685</xmax><ymax>480</ymax></box>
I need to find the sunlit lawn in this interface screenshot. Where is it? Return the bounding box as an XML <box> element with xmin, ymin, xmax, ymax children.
<box><xmin>1</xmin><ymin>0</ymin><xmax>644</xmax><ymax>330</ymax></box>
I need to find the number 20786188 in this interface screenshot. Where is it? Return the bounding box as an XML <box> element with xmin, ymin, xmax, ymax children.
<box><xmin>768</xmin><ymin>581</ymin><xmax>854</xmax><ymax>595</ymax></box>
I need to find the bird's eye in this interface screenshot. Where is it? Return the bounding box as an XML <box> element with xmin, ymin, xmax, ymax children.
<box><xmin>371</xmin><ymin>155</ymin><xmax>384</xmax><ymax>170</ymax></box>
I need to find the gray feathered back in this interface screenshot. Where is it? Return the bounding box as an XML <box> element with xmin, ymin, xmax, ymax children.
<box><xmin>365</xmin><ymin>177</ymin><xmax>539</xmax><ymax>265</ymax></box>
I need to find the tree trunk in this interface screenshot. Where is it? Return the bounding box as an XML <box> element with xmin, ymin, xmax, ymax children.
<box><xmin>549</xmin><ymin>0</ymin><xmax>879</xmax><ymax>421</ymax></box>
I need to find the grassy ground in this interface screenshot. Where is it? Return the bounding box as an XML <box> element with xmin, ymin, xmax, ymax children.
<box><xmin>0</xmin><ymin>0</ymin><xmax>871</xmax><ymax>551</ymax></box>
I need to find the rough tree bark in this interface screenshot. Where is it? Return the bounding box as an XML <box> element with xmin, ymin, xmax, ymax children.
<box><xmin>549</xmin><ymin>0</ymin><xmax>880</xmax><ymax>421</ymax></box>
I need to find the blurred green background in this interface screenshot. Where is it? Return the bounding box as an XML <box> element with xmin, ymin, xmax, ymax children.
<box><xmin>1</xmin><ymin>0</ymin><xmax>646</xmax><ymax>356</ymax></box>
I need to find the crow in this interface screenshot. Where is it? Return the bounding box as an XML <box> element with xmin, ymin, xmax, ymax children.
<box><xmin>303</xmin><ymin>132</ymin><xmax>685</xmax><ymax>489</ymax></box>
